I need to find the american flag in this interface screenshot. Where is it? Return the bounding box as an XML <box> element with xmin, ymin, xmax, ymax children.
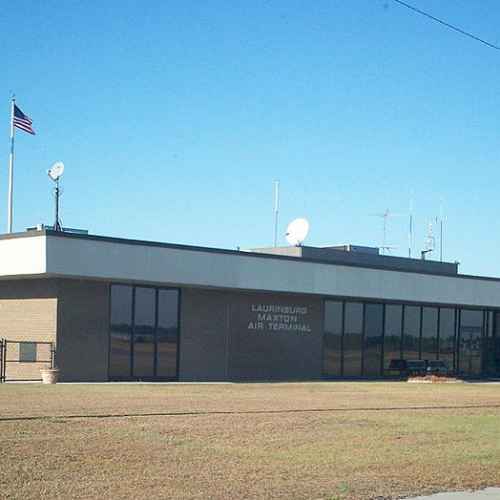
<box><xmin>13</xmin><ymin>104</ymin><xmax>35</xmax><ymax>135</ymax></box>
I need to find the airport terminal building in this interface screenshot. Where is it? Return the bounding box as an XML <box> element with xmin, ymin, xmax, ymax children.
<box><xmin>0</xmin><ymin>229</ymin><xmax>499</xmax><ymax>382</ymax></box>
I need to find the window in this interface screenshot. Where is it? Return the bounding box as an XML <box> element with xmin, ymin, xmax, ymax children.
<box><xmin>438</xmin><ymin>308</ymin><xmax>455</xmax><ymax>370</ymax></box>
<box><xmin>133</xmin><ymin>287</ymin><xmax>156</xmax><ymax>378</ymax></box>
<box><xmin>323</xmin><ymin>301</ymin><xmax>343</xmax><ymax>377</ymax></box>
<box><xmin>19</xmin><ymin>342</ymin><xmax>37</xmax><ymax>362</ymax></box>
<box><xmin>109</xmin><ymin>284</ymin><xmax>179</xmax><ymax>380</ymax></box>
<box><xmin>363</xmin><ymin>303</ymin><xmax>383</xmax><ymax>376</ymax></box>
<box><xmin>483</xmin><ymin>311</ymin><xmax>496</xmax><ymax>376</ymax></box>
<box><xmin>110</xmin><ymin>284</ymin><xmax>133</xmax><ymax>329</ymax></box>
<box><xmin>384</xmin><ymin>304</ymin><xmax>402</xmax><ymax>370</ymax></box>
<box><xmin>492</xmin><ymin>312</ymin><xmax>500</xmax><ymax>376</ymax></box>
<box><xmin>157</xmin><ymin>289</ymin><xmax>179</xmax><ymax>378</ymax></box>
<box><xmin>421</xmin><ymin>307</ymin><xmax>438</xmax><ymax>361</ymax></box>
<box><xmin>458</xmin><ymin>309</ymin><xmax>483</xmax><ymax>377</ymax></box>
<box><xmin>343</xmin><ymin>302</ymin><xmax>363</xmax><ymax>377</ymax></box>
<box><xmin>109</xmin><ymin>285</ymin><xmax>133</xmax><ymax>378</ymax></box>
<box><xmin>402</xmin><ymin>305</ymin><xmax>420</xmax><ymax>360</ymax></box>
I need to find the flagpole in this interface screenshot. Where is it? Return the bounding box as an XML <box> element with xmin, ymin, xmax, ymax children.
<box><xmin>7</xmin><ymin>96</ymin><xmax>15</xmax><ymax>233</ymax></box>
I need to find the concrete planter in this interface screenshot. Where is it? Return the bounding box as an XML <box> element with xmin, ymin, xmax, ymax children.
<box><xmin>40</xmin><ymin>368</ymin><xmax>60</xmax><ymax>384</ymax></box>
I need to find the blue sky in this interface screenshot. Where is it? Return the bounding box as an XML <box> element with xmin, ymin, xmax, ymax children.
<box><xmin>2</xmin><ymin>1</ymin><xmax>500</xmax><ymax>276</ymax></box>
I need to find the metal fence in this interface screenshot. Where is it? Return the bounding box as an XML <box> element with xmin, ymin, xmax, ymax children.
<box><xmin>0</xmin><ymin>339</ymin><xmax>55</xmax><ymax>383</ymax></box>
<box><xmin>0</xmin><ymin>339</ymin><xmax>5</xmax><ymax>383</ymax></box>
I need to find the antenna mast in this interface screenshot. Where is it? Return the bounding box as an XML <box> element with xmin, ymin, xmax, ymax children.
<box><xmin>439</xmin><ymin>199</ymin><xmax>444</xmax><ymax>262</ymax></box>
<box><xmin>421</xmin><ymin>220</ymin><xmax>435</xmax><ymax>260</ymax></box>
<box><xmin>371</xmin><ymin>208</ymin><xmax>405</xmax><ymax>255</ymax></box>
<box><xmin>47</xmin><ymin>162</ymin><xmax>65</xmax><ymax>232</ymax></box>
<box><xmin>273</xmin><ymin>180</ymin><xmax>280</xmax><ymax>247</ymax></box>
<box><xmin>408</xmin><ymin>196</ymin><xmax>414</xmax><ymax>258</ymax></box>
<box><xmin>54</xmin><ymin>178</ymin><xmax>61</xmax><ymax>231</ymax></box>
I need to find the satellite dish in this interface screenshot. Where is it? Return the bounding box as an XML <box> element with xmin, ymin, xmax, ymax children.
<box><xmin>48</xmin><ymin>161</ymin><xmax>65</xmax><ymax>181</ymax></box>
<box><xmin>286</xmin><ymin>218</ymin><xmax>310</xmax><ymax>246</ymax></box>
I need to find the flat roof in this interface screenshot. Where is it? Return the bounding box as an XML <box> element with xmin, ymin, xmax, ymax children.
<box><xmin>250</xmin><ymin>245</ymin><xmax>459</xmax><ymax>277</ymax></box>
<box><xmin>1</xmin><ymin>229</ymin><xmax>500</xmax><ymax>309</ymax></box>
<box><xmin>0</xmin><ymin>228</ymin><xmax>466</xmax><ymax>278</ymax></box>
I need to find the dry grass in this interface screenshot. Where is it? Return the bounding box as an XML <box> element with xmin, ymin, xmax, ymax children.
<box><xmin>0</xmin><ymin>382</ymin><xmax>499</xmax><ymax>499</ymax></box>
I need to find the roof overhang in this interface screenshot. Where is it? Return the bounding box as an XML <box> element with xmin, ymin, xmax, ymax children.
<box><xmin>1</xmin><ymin>230</ymin><xmax>500</xmax><ymax>309</ymax></box>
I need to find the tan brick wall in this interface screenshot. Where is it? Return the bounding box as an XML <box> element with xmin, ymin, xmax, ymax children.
<box><xmin>0</xmin><ymin>278</ymin><xmax>110</xmax><ymax>382</ymax></box>
<box><xmin>0</xmin><ymin>298</ymin><xmax>57</xmax><ymax>342</ymax></box>
<box><xmin>0</xmin><ymin>280</ymin><xmax>57</xmax><ymax>381</ymax></box>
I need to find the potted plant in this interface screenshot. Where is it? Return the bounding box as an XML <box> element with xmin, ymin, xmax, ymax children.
<box><xmin>40</xmin><ymin>348</ymin><xmax>59</xmax><ymax>384</ymax></box>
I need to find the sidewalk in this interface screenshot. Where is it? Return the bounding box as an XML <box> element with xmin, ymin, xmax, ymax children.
<box><xmin>406</xmin><ymin>488</ymin><xmax>500</xmax><ymax>499</ymax></box>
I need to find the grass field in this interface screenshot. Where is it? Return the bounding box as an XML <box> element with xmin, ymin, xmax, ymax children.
<box><xmin>0</xmin><ymin>382</ymin><xmax>499</xmax><ymax>500</ymax></box>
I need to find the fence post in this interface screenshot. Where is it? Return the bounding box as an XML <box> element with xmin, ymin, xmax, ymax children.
<box><xmin>50</xmin><ymin>342</ymin><xmax>56</xmax><ymax>369</ymax></box>
<box><xmin>0</xmin><ymin>339</ymin><xmax>5</xmax><ymax>383</ymax></box>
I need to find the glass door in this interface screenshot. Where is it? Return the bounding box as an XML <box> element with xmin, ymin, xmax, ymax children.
<box><xmin>109</xmin><ymin>285</ymin><xmax>133</xmax><ymax>379</ymax></box>
<box><xmin>133</xmin><ymin>287</ymin><xmax>156</xmax><ymax>378</ymax></box>
<box><xmin>109</xmin><ymin>285</ymin><xmax>179</xmax><ymax>380</ymax></box>
<box><xmin>458</xmin><ymin>309</ymin><xmax>483</xmax><ymax>377</ymax></box>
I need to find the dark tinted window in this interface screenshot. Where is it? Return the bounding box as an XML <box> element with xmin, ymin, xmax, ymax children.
<box><xmin>109</xmin><ymin>285</ymin><xmax>179</xmax><ymax>380</ymax></box>
<box><xmin>109</xmin><ymin>285</ymin><xmax>133</xmax><ymax>378</ymax></box>
<box><xmin>109</xmin><ymin>329</ymin><xmax>131</xmax><ymax>378</ymax></box>
<box><xmin>384</xmin><ymin>304</ymin><xmax>402</xmax><ymax>370</ymax></box>
<box><xmin>133</xmin><ymin>287</ymin><xmax>156</xmax><ymax>378</ymax></box>
<box><xmin>364</xmin><ymin>303</ymin><xmax>383</xmax><ymax>376</ymax></box>
<box><xmin>421</xmin><ymin>307</ymin><xmax>438</xmax><ymax>361</ymax></box>
<box><xmin>157</xmin><ymin>289</ymin><xmax>179</xmax><ymax>378</ymax></box>
<box><xmin>134</xmin><ymin>287</ymin><xmax>156</xmax><ymax>334</ymax></box>
<box><xmin>493</xmin><ymin>312</ymin><xmax>500</xmax><ymax>377</ymax></box>
<box><xmin>439</xmin><ymin>308</ymin><xmax>455</xmax><ymax>369</ymax></box>
<box><xmin>110</xmin><ymin>285</ymin><xmax>133</xmax><ymax>330</ymax></box>
<box><xmin>483</xmin><ymin>311</ymin><xmax>497</xmax><ymax>376</ymax></box>
<box><xmin>402</xmin><ymin>305</ymin><xmax>420</xmax><ymax>360</ymax></box>
<box><xmin>133</xmin><ymin>333</ymin><xmax>155</xmax><ymax>378</ymax></box>
<box><xmin>494</xmin><ymin>312</ymin><xmax>500</xmax><ymax>375</ymax></box>
<box><xmin>343</xmin><ymin>302</ymin><xmax>363</xmax><ymax>377</ymax></box>
<box><xmin>459</xmin><ymin>309</ymin><xmax>483</xmax><ymax>377</ymax></box>
<box><xmin>323</xmin><ymin>301</ymin><xmax>343</xmax><ymax>377</ymax></box>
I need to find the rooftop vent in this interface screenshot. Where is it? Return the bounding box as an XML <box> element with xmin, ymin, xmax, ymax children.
<box><xmin>26</xmin><ymin>224</ymin><xmax>88</xmax><ymax>235</ymax></box>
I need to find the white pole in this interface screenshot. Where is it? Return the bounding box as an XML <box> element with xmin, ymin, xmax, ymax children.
<box><xmin>408</xmin><ymin>195</ymin><xmax>414</xmax><ymax>258</ymax></box>
<box><xmin>7</xmin><ymin>97</ymin><xmax>15</xmax><ymax>233</ymax></box>
<box><xmin>439</xmin><ymin>199</ymin><xmax>444</xmax><ymax>262</ymax></box>
<box><xmin>273</xmin><ymin>180</ymin><xmax>280</xmax><ymax>247</ymax></box>
<box><xmin>382</xmin><ymin>213</ymin><xmax>387</xmax><ymax>255</ymax></box>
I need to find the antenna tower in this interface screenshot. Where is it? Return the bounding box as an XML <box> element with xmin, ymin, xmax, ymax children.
<box><xmin>47</xmin><ymin>162</ymin><xmax>65</xmax><ymax>232</ymax></box>
<box><xmin>408</xmin><ymin>195</ymin><xmax>414</xmax><ymax>258</ymax></box>
<box><xmin>439</xmin><ymin>199</ymin><xmax>444</xmax><ymax>262</ymax></box>
<box><xmin>421</xmin><ymin>220</ymin><xmax>435</xmax><ymax>260</ymax></box>
<box><xmin>371</xmin><ymin>208</ymin><xmax>405</xmax><ymax>255</ymax></box>
<box><xmin>273</xmin><ymin>180</ymin><xmax>280</xmax><ymax>247</ymax></box>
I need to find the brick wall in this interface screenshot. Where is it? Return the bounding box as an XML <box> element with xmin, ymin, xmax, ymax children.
<box><xmin>179</xmin><ymin>288</ymin><xmax>230</xmax><ymax>381</ymax></box>
<box><xmin>56</xmin><ymin>280</ymin><xmax>109</xmax><ymax>382</ymax></box>
<box><xmin>1</xmin><ymin>279</ymin><xmax>325</xmax><ymax>382</ymax></box>
<box><xmin>227</xmin><ymin>292</ymin><xmax>323</xmax><ymax>380</ymax></box>
<box><xmin>0</xmin><ymin>279</ymin><xmax>57</xmax><ymax>380</ymax></box>
<box><xmin>0</xmin><ymin>278</ymin><xmax>109</xmax><ymax>382</ymax></box>
<box><xmin>179</xmin><ymin>288</ymin><xmax>324</xmax><ymax>381</ymax></box>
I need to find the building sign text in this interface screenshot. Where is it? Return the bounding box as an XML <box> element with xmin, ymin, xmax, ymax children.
<box><xmin>247</xmin><ymin>304</ymin><xmax>311</xmax><ymax>333</ymax></box>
